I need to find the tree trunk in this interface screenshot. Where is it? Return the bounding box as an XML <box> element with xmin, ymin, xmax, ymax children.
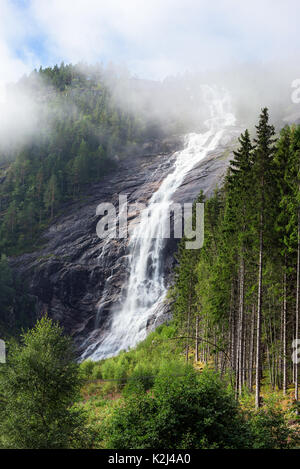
<box><xmin>255</xmin><ymin>210</ymin><xmax>263</xmax><ymax>409</ymax></box>
<box><xmin>238</xmin><ymin>256</ymin><xmax>245</xmax><ymax>396</ymax></box>
<box><xmin>249</xmin><ymin>305</ymin><xmax>255</xmax><ymax>392</ymax></box>
<box><xmin>186</xmin><ymin>296</ymin><xmax>191</xmax><ymax>363</ymax></box>
<box><xmin>283</xmin><ymin>257</ymin><xmax>287</xmax><ymax>395</ymax></box>
<box><xmin>295</xmin><ymin>209</ymin><xmax>300</xmax><ymax>406</ymax></box>
<box><xmin>195</xmin><ymin>316</ymin><xmax>199</xmax><ymax>362</ymax></box>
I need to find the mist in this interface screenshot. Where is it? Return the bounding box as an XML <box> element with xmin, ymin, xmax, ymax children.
<box><xmin>0</xmin><ymin>0</ymin><xmax>300</xmax><ymax>156</ymax></box>
<box><xmin>95</xmin><ymin>60</ymin><xmax>300</xmax><ymax>137</ymax></box>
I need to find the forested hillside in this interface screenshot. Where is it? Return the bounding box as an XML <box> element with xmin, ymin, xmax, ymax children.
<box><xmin>0</xmin><ymin>63</ymin><xmax>180</xmax><ymax>256</ymax></box>
<box><xmin>172</xmin><ymin>108</ymin><xmax>300</xmax><ymax>410</ymax></box>
<box><xmin>0</xmin><ymin>63</ymin><xmax>158</xmax><ymax>334</ymax></box>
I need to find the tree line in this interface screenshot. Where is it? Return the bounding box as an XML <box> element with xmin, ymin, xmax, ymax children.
<box><xmin>172</xmin><ymin>108</ymin><xmax>300</xmax><ymax>410</ymax></box>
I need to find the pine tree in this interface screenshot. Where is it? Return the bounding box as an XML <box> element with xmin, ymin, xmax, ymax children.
<box><xmin>226</xmin><ymin>129</ymin><xmax>254</xmax><ymax>394</ymax></box>
<box><xmin>273</xmin><ymin>126</ymin><xmax>293</xmax><ymax>394</ymax></box>
<box><xmin>44</xmin><ymin>174</ymin><xmax>60</xmax><ymax>219</ymax></box>
<box><xmin>252</xmin><ymin>108</ymin><xmax>276</xmax><ymax>408</ymax></box>
<box><xmin>288</xmin><ymin>126</ymin><xmax>300</xmax><ymax>406</ymax></box>
<box><xmin>171</xmin><ymin>193</ymin><xmax>204</xmax><ymax>362</ymax></box>
<box><xmin>0</xmin><ymin>255</ymin><xmax>14</xmax><ymax>326</ymax></box>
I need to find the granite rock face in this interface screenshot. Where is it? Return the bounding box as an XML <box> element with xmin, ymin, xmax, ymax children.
<box><xmin>10</xmin><ymin>129</ymin><xmax>240</xmax><ymax>356</ymax></box>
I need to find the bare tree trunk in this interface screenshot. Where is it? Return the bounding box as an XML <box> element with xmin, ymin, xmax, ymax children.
<box><xmin>235</xmin><ymin>312</ymin><xmax>240</xmax><ymax>399</ymax></box>
<box><xmin>279</xmin><ymin>302</ymin><xmax>283</xmax><ymax>389</ymax></box>
<box><xmin>185</xmin><ymin>286</ymin><xmax>192</xmax><ymax>363</ymax></box>
<box><xmin>295</xmin><ymin>210</ymin><xmax>300</xmax><ymax>407</ymax></box>
<box><xmin>195</xmin><ymin>316</ymin><xmax>199</xmax><ymax>362</ymax></box>
<box><xmin>238</xmin><ymin>257</ymin><xmax>245</xmax><ymax>396</ymax></box>
<box><xmin>249</xmin><ymin>305</ymin><xmax>255</xmax><ymax>392</ymax></box>
<box><xmin>283</xmin><ymin>258</ymin><xmax>287</xmax><ymax>395</ymax></box>
<box><xmin>185</xmin><ymin>308</ymin><xmax>190</xmax><ymax>363</ymax></box>
<box><xmin>256</xmin><ymin>210</ymin><xmax>263</xmax><ymax>409</ymax></box>
<box><xmin>265</xmin><ymin>313</ymin><xmax>274</xmax><ymax>390</ymax></box>
<box><xmin>214</xmin><ymin>333</ymin><xmax>218</xmax><ymax>370</ymax></box>
<box><xmin>229</xmin><ymin>283</ymin><xmax>236</xmax><ymax>374</ymax></box>
<box><xmin>242</xmin><ymin>324</ymin><xmax>247</xmax><ymax>388</ymax></box>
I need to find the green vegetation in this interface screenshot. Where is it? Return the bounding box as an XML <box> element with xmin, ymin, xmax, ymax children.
<box><xmin>0</xmin><ymin>316</ymin><xmax>92</xmax><ymax>449</ymax></box>
<box><xmin>0</xmin><ymin>64</ymin><xmax>299</xmax><ymax>448</ymax></box>
<box><xmin>0</xmin><ymin>255</ymin><xmax>33</xmax><ymax>336</ymax></box>
<box><xmin>0</xmin><ymin>255</ymin><xmax>14</xmax><ymax>327</ymax></box>
<box><xmin>101</xmin><ymin>367</ymin><xmax>251</xmax><ymax>449</ymax></box>
<box><xmin>0</xmin><ymin>317</ymin><xmax>298</xmax><ymax>449</ymax></box>
<box><xmin>0</xmin><ymin>63</ymin><xmax>166</xmax><ymax>255</ymax></box>
<box><xmin>80</xmin><ymin>322</ymin><xmax>299</xmax><ymax>449</ymax></box>
<box><xmin>172</xmin><ymin>108</ymin><xmax>300</xmax><ymax>410</ymax></box>
<box><xmin>80</xmin><ymin>323</ymin><xmax>183</xmax><ymax>393</ymax></box>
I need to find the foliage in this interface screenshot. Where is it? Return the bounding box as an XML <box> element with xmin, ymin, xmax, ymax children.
<box><xmin>0</xmin><ymin>316</ymin><xmax>91</xmax><ymax>448</ymax></box>
<box><xmin>248</xmin><ymin>403</ymin><xmax>299</xmax><ymax>449</ymax></box>
<box><xmin>171</xmin><ymin>111</ymin><xmax>300</xmax><ymax>404</ymax></box>
<box><xmin>0</xmin><ymin>255</ymin><xmax>33</xmax><ymax>336</ymax></box>
<box><xmin>0</xmin><ymin>63</ymin><xmax>165</xmax><ymax>255</ymax></box>
<box><xmin>100</xmin><ymin>367</ymin><xmax>251</xmax><ymax>449</ymax></box>
<box><xmin>80</xmin><ymin>323</ymin><xmax>181</xmax><ymax>394</ymax></box>
<box><xmin>0</xmin><ymin>255</ymin><xmax>14</xmax><ymax>328</ymax></box>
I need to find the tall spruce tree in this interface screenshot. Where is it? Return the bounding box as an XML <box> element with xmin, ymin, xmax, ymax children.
<box><xmin>226</xmin><ymin>129</ymin><xmax>254</xmax><ymax>394</ymax></box>
<box><xmin>273</xmin><ymin>126</ymin><xmax>293</xmax><ymax>394</ymax></box>
<box><xmin>250</xmin><ymin>108</ymin><xmax>276</xmax><ymax>408</ymax></box>
<box><xmin>172</xmin><ymin>193</ymin><xmax>204</xmax><ymax>362</ymax></box>
<box><xmin>288</xmin><ymin>126</ymin><xmax>300</xmax><ymax>406</ymax></box>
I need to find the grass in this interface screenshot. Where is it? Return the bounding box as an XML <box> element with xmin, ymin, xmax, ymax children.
<box><xmin>80</xmin><ymin>321</ymin><xmax>183</xmax><ymax>395</ymax></box>
<box><xmin>77</xmin><ymin>320</ymin><xmax>300</xmax><ymax>449</ymax></box>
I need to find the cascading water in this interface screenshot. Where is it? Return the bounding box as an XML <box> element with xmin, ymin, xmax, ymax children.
<box><xmin>82</xmin><ymin>86</ymin><xmax>236</xmax><ymax>361</ymax></box>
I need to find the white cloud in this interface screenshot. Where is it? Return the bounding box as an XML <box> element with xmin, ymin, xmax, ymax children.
<box><xmin>0</xmin><ymin>0</ymin><xmax>36</xmax><ymax>100</ymax></box>
<box><xmin>0</xmin><ymin>0</ymin><xmax>299</xmax><ymax>139</ymax></box>
<box><xmin>26</xmin><ymin>0</ymin><xmax>300</xmax><ymax>78</ymax></box>
<box><xmin>0</xmin><ymin>0</ymin><xmax>300</xmax><ymax>84</ymax></box>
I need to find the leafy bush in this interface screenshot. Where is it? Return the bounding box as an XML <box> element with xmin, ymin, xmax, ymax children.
<box><xmin>102</xmin><ymin>367</ymin><xmax>251</xmax><ymax>449</ymax></box>
<box><xmin>0</xmin><ymin>316</ymin><xmax>92</xmax><ymax>449</ymax></box>
<box><xmin>81</xmin><ymin>324</ymin><xmax>182</xmax><ymax>395</ymax></box>
<box><xmin>248</xmin><ymin>404</ymin><xmax>299</xmax><ymax>449</ymax></box>
<box><xmin>79</xmin><ymin>359</ymin><xmax>96</xmax><ymax>380</ymax></box>
<box><xmin>123</xmin><ymin>362</ymin><xmax>155</xmax><ymax>394</ymax></box>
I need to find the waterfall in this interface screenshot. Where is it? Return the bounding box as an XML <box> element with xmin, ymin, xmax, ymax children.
<box><xmin>82</xmin><ymin>86</ymin><xmax>236</xmax><ymax>361</ymax></box>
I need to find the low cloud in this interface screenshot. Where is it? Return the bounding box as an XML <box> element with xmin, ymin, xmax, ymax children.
<box><xmin>2</xmin><ymin>0</ymin><xmax>300</xmax><ymax>80</ymax></box>
<box><xmin>0</xmin><ymin>0</ymin><xmax>300</xmax><ymax>151</ymax></box>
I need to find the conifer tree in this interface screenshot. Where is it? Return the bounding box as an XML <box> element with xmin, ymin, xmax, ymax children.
<box><xmin>44</xmin><ymin>174</ymin><xmax>60</xmax><ymax>219</ymax></box>
<box><xmin>172</xmin><ymin>193</ymin><xmax>204</xmax><ymax>362</ymax></box>
<box><xmin>226</xmin><ymin>129</ymin><xmax>254</xmax><ymax>394</ymax></box>
<box><xmin>273</xmin><ymin>126</ymin><xmax>293</xmax><ymax>394</ymax></box>
<box><xmin>247</xmin><ymin>108</ymin><xmax>276</xmax><ymax>408</ymax></box>
<box><xmin>288</xmin><ymin>126</ymin><xmax>300</xmax><ymax>405</ymax></box>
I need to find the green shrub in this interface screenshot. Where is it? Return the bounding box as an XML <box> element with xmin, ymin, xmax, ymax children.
<box><xmin>79</xmin><ymin>359</ymin><xmax>95</xmax><ymax>379</ymax></box>
<box><xmin>102</xmin><ymin>367</ymin><xmax>251</xmax><ymax>449</ymax></box>
<box><xmin>0</xmin><ymin>316</ymin><xmax>92</xmax><ymax>449</ymax></box>
<box><xmin>123</xmin><ymin>362</ymin><xmax>155</xmax><ymax>394</ymax></box>
<box><xmin>248</xmin><ymin>403</ymin><xmax>299</xmax><ymax>449</ymax></box>
<box><xmin>91</xmin><ymin>364</ymin><xmax>103</xmax><ymax>380</ymax></box>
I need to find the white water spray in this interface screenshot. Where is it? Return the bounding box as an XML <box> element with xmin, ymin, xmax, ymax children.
<box><xmin>83</xmin><ymin>86</ymin><xmax>235</xmax><ymax>361</ymax></box>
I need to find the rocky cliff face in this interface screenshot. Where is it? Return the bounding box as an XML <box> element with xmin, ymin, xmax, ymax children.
<box><xmin>10</xmin><ymin>129</ymin><xmax>240</xmax><ymax>357</ymax></box>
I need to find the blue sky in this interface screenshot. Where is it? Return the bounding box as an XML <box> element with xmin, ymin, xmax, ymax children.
<box><xmin>1</xmin><ymin>0</ymin><xmax>300</xmax><ymax>87</ymax></box>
